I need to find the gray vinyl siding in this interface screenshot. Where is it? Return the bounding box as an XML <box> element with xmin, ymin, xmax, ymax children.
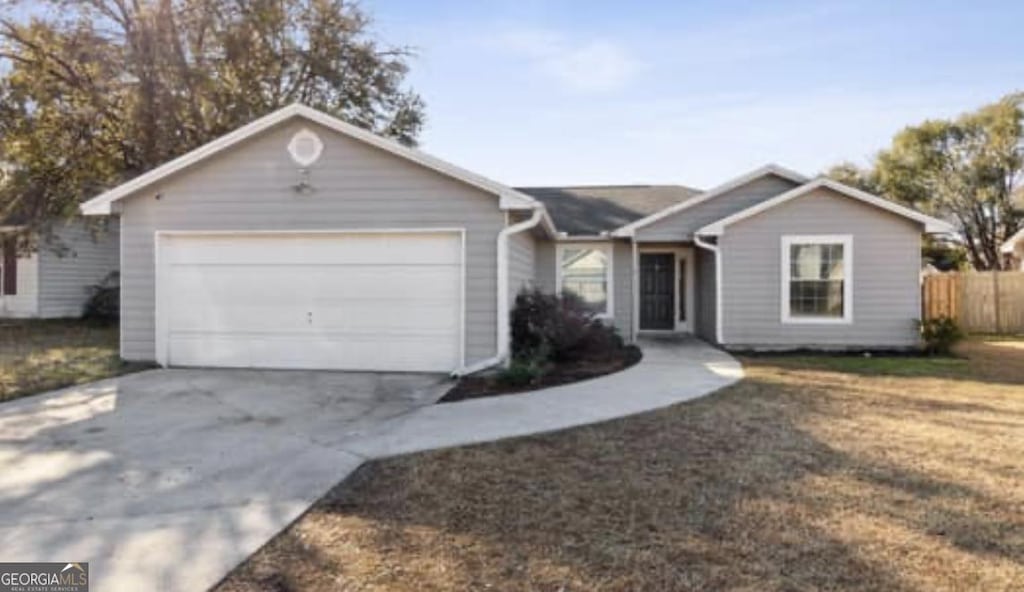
<box><xmin>115</xmin><ymin>119</ymin><xmax>505</xmax><ymax>364</ymax></box>
<box><xmin>508</xmin><ymin>230</ymin><xmax>536</xmax><ymax>305</ymax></box>
<box><xmin>612</xmin><ymin>240</ymin><xmax>634</xmax><ymax>341</ymax></box>
<box><xmin>534</xmin><ymin>239</ymin><xmax>556</xmax><ymax>293</ymax></box>
<box><xmin>721</xmin><ymin>187</ymin><xmax>922</xmax><ymax>349</ymax></box>
<box><xmin>694</xmin><ymin>246</ymin><xmax>718</xmax><ymax>343</ymax></box>
<box><xmin>37</xmin><ymin>218</ymin><xmax>120</xmax><ymax>318</ymax></box>
<box><xmin>636</xmin><ymin>174</ymin><xmax>800</xmax><ymax>241</ymax></box>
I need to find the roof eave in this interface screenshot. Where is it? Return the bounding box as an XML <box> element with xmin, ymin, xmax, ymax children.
<box><xmin>695</xmin><ymin>178</ymin><xmax>956</xmax><ymax>236</ymax></box>
<box><xmin>1000</xmin><ymin>228</ymin><xmax>1024</xmax><ymax>252</ymax></box>
<box><xmin>610</xmin><ymin>163</ymin><xmax>809</xmax><ymax>236</ymax></box>
<box><xmin>79</xmin><ymin>103</ymin><xmax>540</xmax><ymax>216</ymax></box>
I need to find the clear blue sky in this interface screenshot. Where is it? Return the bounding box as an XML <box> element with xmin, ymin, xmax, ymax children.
<box><xmin>368</xmin><ymin>0</ymin><xmax>1023</xmax><ymax>188</ymax></box>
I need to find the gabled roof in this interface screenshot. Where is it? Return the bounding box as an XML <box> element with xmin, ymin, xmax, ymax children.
<box><xmin>1002</xmin><ymin>227</ymin><xmax>1024</xmax><ymax>253</ymax></box>
<box><xmin>696</xmin><ymin>177</ymin><xmax>954</xmax><ymax>235</ymax></box>
<box><xmin>80</xmin><ymin>103</ymin><xmax>542</xmax><ymax>216</ymax></box>
<box><xmin>611</xmin><ymin>164</ymin><xmax>808</xmax><ymax>237</ymax></box>
<box><xmin>516</xmin><ymin>185</ymin><xmax>702</xmax><ymax>236</ymax></box>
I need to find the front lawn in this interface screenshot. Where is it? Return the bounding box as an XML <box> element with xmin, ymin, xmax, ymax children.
<box><xmin>0</xmin><ymin>320</ymin><xmax>151</xmax><ymax>401</ymax></box>
<box><xmin>217</xmin><ymin>340</ymin><xmax>1024</xmax><ymax>591</ymax></box>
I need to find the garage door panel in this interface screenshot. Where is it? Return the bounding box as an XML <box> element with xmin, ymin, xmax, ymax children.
<box><xmin>170</xmin><ymin>307</ymin><xmax>311</xmax><ymax>333</ymax></box>
<box><xmin>312</xmin><ymin>303</ymin><xmax>459</xmax><ymax>332</ymax></box>
<box><xmin>164</xmin><ymin>233</ymin><xmax>461</xmax><ymax>266</ymax></box>
<box><xmin>169</xmin><ymin>264</ymin><xmax>460</xmax><ymax>300</ymax></box>
<box><xmin>303</xmin><ymin>266</ymin><xmax>460</xmax><ymax>300</ymax></box>
<box><xmin>159</xmin><ymin>232</ymin><xmax>463</xmax><ymax>371</ymax></box>
<box><xmin>169</xmin><ymin>333</ymin><xmax>456</xmax><ymax>372</ymax></box>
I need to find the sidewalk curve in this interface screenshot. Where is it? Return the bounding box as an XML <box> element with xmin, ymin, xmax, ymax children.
<box><xmin>343</xmin><ymin>337</ymin><xmax>744</xmax><ymax>459</ymax></box>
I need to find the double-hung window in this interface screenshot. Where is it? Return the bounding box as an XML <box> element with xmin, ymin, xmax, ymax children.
<box><xmin>781</xmin><ymin>235</ymin><xmax>852</xmax><ymax>323</ymax></box>
<box><xmin>556</xmin><ymin>243</ymin><xmax>613</xmax><ymax>317</ymax></box>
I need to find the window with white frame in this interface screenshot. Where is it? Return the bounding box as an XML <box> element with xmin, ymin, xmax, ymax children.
<box><xmin>782</xmin><ymin>235</ymin><xmax>852</xmax><ymax>323</ymax></box>
<box><xmin>557</xmin><ymin>243</ymin><xmax>613</xmax><ymax>316</ymax></box>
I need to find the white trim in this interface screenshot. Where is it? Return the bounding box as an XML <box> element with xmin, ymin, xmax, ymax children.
<box><xmin>555</xmin><ymin>234</ymin><xmax>612</xmax><ymax>242</ymax></box>
<box><xmin>781</xmin><ymin>234</ymin><xmax>853</xmax><ymax>325</ymax></box>
<box><xmin>1001</xmin><ymin>227</ymin><xmax>1024</xmax><ymax>253</ymax></box>
<box><xmin>153</xmin><ymin>227</ymin><xmax>467</xmax><ymax>237</ymax></box>
<box><xmin>636</xmin><ymin>245</ymin><xmax>695</xmax><ymax>333</ymax></box>
<box><xmin>612</xmin><ymin>164</ymin><xmax>809</xmax><ymax>237</ymax></box>
<box><xmin>555</xmin><ymin>241</ymin><xmax>615</xmax><ymax>319</ymax></box>
<box><xmin>698</xmin><ymin>178</ymin><xmax>954</xmax><ymax>236</ymax></box>
<box><xmin>693</xmin><ymin>235</ymin><xmax>723</xmax><ymax>344</ymax></box>
<box><xmin>153</xmin><ymin>227</ymin><xmax>467</xmax><ymax>370</ymax></box>
<box><xmin>80</xmin><ymin>103</ymin><xmax>541</xmax><ymax>215</ymax></box>
<box><xmin>631</xmin><ymin>239</ymin><xmax>639</xmax><ymax>341</ymax></box>
<box><xmin>459</xmin><ymin>230</ymin><xmax>467</xmax><ymax>368</ymax></box>
<box><xmin>119</xmin><ymin>215</ymin><xmax>126</xmax><ymax>359</ymax></box>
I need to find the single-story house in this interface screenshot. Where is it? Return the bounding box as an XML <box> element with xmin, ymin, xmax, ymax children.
<box><xmin>79</xmin><ymin>104</ymin><xmax>952</xmax><ymax>374</ymax></box>
<box><xmin>0</xmin><ymin>217</ymin><xmax>119</xmax><ymax>318</ymax></box>
<box><xmin>1002</xmin><ymin>228</ymin><xmax>1024</xmax><ymax>270</ymax></box>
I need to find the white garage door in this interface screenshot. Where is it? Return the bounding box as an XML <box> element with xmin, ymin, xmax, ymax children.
<box><xmin>156</xmin><ymin>231</ymin><xmax>463</xmax><ymax>372</ymax></box>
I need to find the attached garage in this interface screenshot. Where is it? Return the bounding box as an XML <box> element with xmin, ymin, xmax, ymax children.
<box><xmin>79</xmin><ymin>104</ymin><xmax>550</xmax><ymax>374</ymax></box>
<box><xmin>156</xmin><ymin>231</ymin><xmax>464</xmax><ymax>372</ymax></box>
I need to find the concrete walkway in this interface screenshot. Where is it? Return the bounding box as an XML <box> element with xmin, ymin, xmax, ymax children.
<box><xmin>344</xmin><ymin>337</ymin><xmax>744</xmax><ymax>458</ymax></box>
<box><xmin>0</xmin><ymin>338</ymin><xmax>741</xmax><ymax>592</ymax></box>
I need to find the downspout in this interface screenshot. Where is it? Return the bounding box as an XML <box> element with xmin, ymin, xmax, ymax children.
<box><xmin>693</xmin><ymin>234</ymin><xmax>724</xmax><ymax>346</ymax></box>
<box><xmin>452</xmin><ymin>205</ymin><xmax>545</xmax><ymax>377</ymax></box>
<box><xmin>631</xmin><ymin>238</ymin><xmax>639</xmax><ymax>342</ymax></box>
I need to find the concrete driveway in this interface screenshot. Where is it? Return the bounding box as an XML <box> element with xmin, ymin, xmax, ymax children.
<box><xmin>0</xmin><ymin>369</ymin><xmax>446</xmax><ymax>592</ymax></box>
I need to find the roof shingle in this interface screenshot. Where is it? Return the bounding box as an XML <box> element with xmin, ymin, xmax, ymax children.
<box><xmin>515</xmin><ymin>185</ymin><xmax>702</xmax><ymax>235</ymax></box>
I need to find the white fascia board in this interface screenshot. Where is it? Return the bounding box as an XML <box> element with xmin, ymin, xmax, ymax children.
<box><xmin>1001</xmin><ymin>227</ymin><xmax>1024</xmax><ymax>253</ymax></box>
<box><xmin>696</xmin><ymin>178</ymin><xmax>956</xmax><ymax>236</ymax></box>
<box><xmin>80</xmin><ymin>103</ymin><xmax>540</xmax><ymax>215</ymax></box>
<box><xmin>611</xmin><ymin>163</ymin><xmax>809</xmax><ymax>237</ymax></box>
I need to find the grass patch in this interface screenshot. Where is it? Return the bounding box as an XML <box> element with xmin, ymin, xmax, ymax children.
<box><xmin>763</xmin><ymin>353</ymin><xmax>971</xmax><ymax>378</ymax></box>
<box><xmin>0</xmin><ymin>319</ymin><xmax>151</xmax><ymax>402</ymax></box>
<box><xmin>217</xmin><ymin>340</ymin><xmax>1024</xmax><ymax>592</ymax></box>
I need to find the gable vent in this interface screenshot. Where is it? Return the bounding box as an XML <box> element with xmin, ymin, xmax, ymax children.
<box><xmin>287</xmin><ymin>128</ymin><xmax>324</xmax><ymax>167</ymax></box>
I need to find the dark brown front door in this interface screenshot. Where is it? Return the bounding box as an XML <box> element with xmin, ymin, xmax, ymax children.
<box><xmin>640</xmin><ymin>253</ymin><xmax>674</xmax><ymax>330</ymax></box>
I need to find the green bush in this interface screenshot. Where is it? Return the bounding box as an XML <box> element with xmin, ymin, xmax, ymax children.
<box><xmin>918</xmin><ymin>316</ymin><xmax>963</xmax><ymax>355</ymax></box>
<box><xmin>510</xmin><ymin>288</ymin><xmax>623</xmax><ymax>364</ymax></box>
<box><xmin>82</xmin><ymin>271</ymin><xmax>120</xmax><ymax>323</ymax></box>
<box><xmin>496</xmin><ymin>358</ymin><xmax>545</xmax><ymax>388</ymax></box>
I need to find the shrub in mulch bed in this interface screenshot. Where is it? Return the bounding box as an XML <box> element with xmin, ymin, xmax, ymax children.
<box><xmin>440</xmin><ymin>288</ymin><xmax>641</xmax><ymax>403</ymax></box>
<box><xmin>441</xmin><ymin>345</ymin><xmax>641</xmax><ymax>402</ymax></box>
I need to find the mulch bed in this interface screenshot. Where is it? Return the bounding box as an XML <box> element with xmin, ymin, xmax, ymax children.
<box><xmin>439</xmin><ymin>345</ymin><xmax>642</xmax><ymax>403</ymax></box>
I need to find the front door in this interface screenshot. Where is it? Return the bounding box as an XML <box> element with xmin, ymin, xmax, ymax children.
<box><xmin>640</xmin><ymin>253</ymin><xmax>675</xmax><ymax>329</ymax></box>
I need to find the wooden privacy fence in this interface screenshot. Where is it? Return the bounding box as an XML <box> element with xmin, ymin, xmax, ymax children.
<box><xmin>922</xmin><ymin>271</ymin><xmax>1024</xmax><ymax>334</ymax></box>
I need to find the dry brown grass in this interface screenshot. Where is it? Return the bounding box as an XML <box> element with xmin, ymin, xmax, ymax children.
<box><xmin>0</xmin><ymin>320</ymin><xmax>150</xmax><ymax>401</ymax></box>
<box><xmin>218</xmin><ymin>341</ymin><xmax>1024</xmax><ymax>592</ymax></box>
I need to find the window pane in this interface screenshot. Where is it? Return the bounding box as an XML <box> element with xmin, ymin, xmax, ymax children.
<box><xmin>561</xmin><ymin>248</ymin><xmax>608</xmax><ymax>314</ymax></box>
<box><xmin>789</xmin><ymin>241</ymin><xmax>845</xmax><ymax>318</ymax></box>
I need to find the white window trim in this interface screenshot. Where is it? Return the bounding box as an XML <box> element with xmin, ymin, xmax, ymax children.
<box><xmin>555</xmin><ymin>242</ymin><xmax>614</xmax><ymax>318</ymax></box>
<box><xmin>781</xmin><ymin>234</ymin><xmax>853</xmax><ymax>325</ymax></box>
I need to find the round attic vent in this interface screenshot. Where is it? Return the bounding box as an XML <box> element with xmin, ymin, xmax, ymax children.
<box><xmin>287</xmin><ymin>128</ymin><xmax>324</xmax><ymax>167</ymax></box>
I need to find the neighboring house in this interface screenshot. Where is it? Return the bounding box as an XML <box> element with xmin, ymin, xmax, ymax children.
<box><xmin>1002</xmin><ymin>228</ymin><xmax>1024</xmax><ymax>270</ymax></box>
<box><xmin>79</xmin><ymin>104</ymin><xmax>951</xmax><ymax>374</ymax></box>
<box><xmin>0</xmin><ymin>217</ymin><xmax>119</xmax><ymax>318</ymax></box>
